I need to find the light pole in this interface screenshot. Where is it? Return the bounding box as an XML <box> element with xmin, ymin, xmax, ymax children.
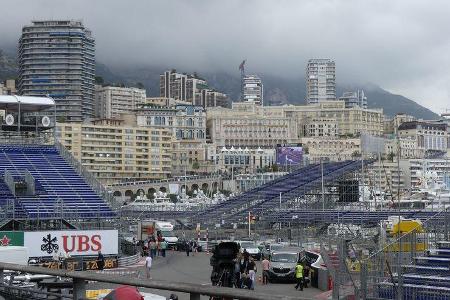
<box><xmin>321</xmin><ymin>158</ymin><xmax>325</xmax><ymax>211</ymax></box>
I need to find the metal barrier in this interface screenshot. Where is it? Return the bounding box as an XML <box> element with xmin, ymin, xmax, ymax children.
<box><xmin>117</xmin><ymin>253</ymin><xmax>140</xmax><ymax>267</ymax></box>
<box><xmin>328</xmin><ymin>208</ymin><xmax>450</xmax><ymax>300</ymax></box>
<box><xmin>0</xmin><ymin>262</ymin><xmax>302</xmax><ymax>300</ymax></box>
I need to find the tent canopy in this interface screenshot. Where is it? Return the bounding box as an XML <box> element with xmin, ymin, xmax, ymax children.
<box><xmin>0</xmin><ymin>95</ymin><xmax>55</xmax><ymax>112</ymax></box>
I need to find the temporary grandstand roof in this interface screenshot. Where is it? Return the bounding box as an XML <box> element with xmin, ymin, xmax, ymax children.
<box><xmin>0</xmin><ymin>95</ymin><xmax>55</xmax><ymax>112</ymax></box>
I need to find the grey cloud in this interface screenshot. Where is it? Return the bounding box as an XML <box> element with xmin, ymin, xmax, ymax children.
<box><xmin>1</xmin><ymin>0</ymin><xmax>449</xmax><ymax>112</ymax></box>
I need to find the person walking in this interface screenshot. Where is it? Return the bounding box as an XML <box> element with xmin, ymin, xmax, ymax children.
<box><xmin>97</xmin><ymin>251</ymin><xmax>105</xmax><ymax>271</ymax></box>
<box><xmin>185</xmin><ymin>240</ymin><xmax>190</xmax><ymax>256</ymax></box>
<box><xmin>294</xmin><ymin>261</ymin><xmax>304</xmax><ymax>291</ymax></box>
<box><xmin>160</xmin><ymin>239</ymin><xmax>168</xmax><ymax>257</ymax></box>
<box><xmin>261</xmin><ymin>257</ymin><xmax>270</xmax><ymax>285</ymax></box>
<box><xmin>145</xmin><ymin>253</ymin><xmax>153</xmax><ymax>279</ymax></box>
<box><xmin>149</xmin><ymin>238</ymin><xmax>157</xmax><ymax>259</ymax></box>
<box><xmin>248</xmin><ymin>258</ymin><xmax>256</xmax><ymax>290</ymax></box>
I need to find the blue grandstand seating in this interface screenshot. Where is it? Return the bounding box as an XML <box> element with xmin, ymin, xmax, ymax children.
<box><xmin>378</xmin><ymin>240</ymin><xmax>450</xmax><ymax>299</ymax></box>
<box><xmin>194</xmin><ymin>160</ymin><xmax>367</xmax><ymax>222</ymax></box>
<box><xmin>0</xmin><ymin>145</ymin><xmax>115</xmax><ymax>219</ymax></box>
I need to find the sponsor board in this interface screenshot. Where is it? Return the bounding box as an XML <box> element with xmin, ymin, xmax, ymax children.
<box><xmin>40</xmin><ymin>256</ymin><xmax>118</xmax><ymax>271</ymax></box>
<box><xmin>24</xmin><ymin>230</ymin><xmax>118</xmax><ymax>257</ymax></box>
<box><xmin>0</xmin><ymin>231</ymin><xmax>24</xmax><ymax>246</ymax></box>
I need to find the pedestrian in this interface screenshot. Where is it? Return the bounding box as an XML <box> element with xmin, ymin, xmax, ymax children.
<box><xmin>303</xmin><ymin>265</ymin><xmax>310</xmax><ymax>288</ymax></box>
<box><xmin>294</xmin><ymin>261</ymin><xmax>304</xmax><ymax>291</ymax></box>
<box><xmin>190</xmin><ymin>240</ymin><xmax>195</xmax><ymax>256</ymax></box>
<box><xmin>185</xmin><ymin>240</ymin><xmax>190</xmax><ymax>256</ymax></box>
<box><xmin>234</xmin><ymin>257</ymin><xmax>241</xmax><ymax>288</ymax></box>
<box><xmin>160</xmin><ymin>239</ymin><xmax>167</xmax><ymax>257</ymax></box>
<box><xmin>261</xmin><ymin>256</ymin><xmax>270</xmax><ymax>285</ymax></box>
<box><xmin>248</xmin><ymin>258</ymin><xmax>256</xmax><ymax>290</ymax></box>
<box><xmin>97</xmin><ymin>251</ymin><xmax>105</xmax><ymax>271</ymax></box>
<box><xmin>145</xmin><ymin>253</ymin><xmax>152</xmax><ymax>279</ymax></box>
<box><xmin>149</xmin><ymin>238</ymin><xmax>157</xmax><ymax>259</ymax></box>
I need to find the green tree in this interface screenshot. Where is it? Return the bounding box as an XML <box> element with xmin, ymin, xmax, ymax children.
<box><xmin>136</xmin><ymin>82</ymin><xmax>145</xmax><ymax>89</ymax></box>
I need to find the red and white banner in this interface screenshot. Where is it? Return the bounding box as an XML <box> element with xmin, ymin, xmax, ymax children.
<box><xmin>24</xmin><ymin>230</ymin><xmax>118</xmax><ymax>257</ymax></box>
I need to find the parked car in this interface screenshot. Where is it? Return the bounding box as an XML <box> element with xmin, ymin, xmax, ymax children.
<box><xmin>237</xmin><ymin>241</ymin><xmax>262</xmax><ymax>260</ymax></box>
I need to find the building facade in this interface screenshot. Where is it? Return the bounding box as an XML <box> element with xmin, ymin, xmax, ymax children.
<box><xmin>301</xmin><ymin>137</ymin><xmax>361</xmax><ymax>163</ymax></box>
<box><xmin>398</xmin><ymin>121</ymin><xmax>449</xmax><ymax>157</ymax></box>
<box><xmin>365</xmin><ymin>161</ymin><xmax>406</xmax><ymax>200</ymax></box>
<box><xmin>215</xmin><ymin>147</ymin><xmax>276</xmax><ymax>174</ymax></box>
<box><xmin>18</xmin><ymin>20</ymin><xmax>95</xmax><ymax>121</ymax></box>
<box><xmin>338</xmin><ymin>90</ymin><xmax>367</xmax><ymax>109</ymax></box>
<box><xmin>400</xmin><ymin>158</ymin><xmax>450</xmax><ymax>192</ymax></box>
<box><xmin>136</xmin><ymin>105</ymin><xmax>208</xmax><ymax>175</ymax></box>
<box><xmin>0</xmin><ymin>80</ymin><xmax>16</xmax><ymax>95</ymax></box>
<box><xmin>95</xmin><ymin>85</ymin><xmax>146</xmax><ymax>118</ymax></box>
<box><xmin>242</xmin><ymin>75</ymin><xmax>263</xmax><ymax>105</ymax></box>
<box><xmin>159</xmin><ymin>69</ymin><xmax>228</xmax><ymax>108</ymax></box>
<box><xmin>207</xmin><ymin>102</ymin><xmax>299</xmax><ymax>149</ymax></box>
<box><xmin>207</xmin><ymin>101</ymin><xmax>383</xmax><ymax>150</ymax></box>
<box><xmin>306</xmin><ymin>59</ymin><xmax>336</xmax><ymax>104</ymax></box>
<box><xmin>56</xmin><ymin>116</ymin><xmax>172</xmax><ymax>184</ymax></box>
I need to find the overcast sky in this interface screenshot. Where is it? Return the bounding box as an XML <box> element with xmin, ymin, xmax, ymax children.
<box><xmin>1</xmin><ymin>0</ymin><xmax>449</xmax><ymax>113</ymax></box>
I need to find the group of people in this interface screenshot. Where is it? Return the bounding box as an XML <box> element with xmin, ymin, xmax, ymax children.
<box><xmin>143</xmin><ymin>236</ymin><xmax>168</xmax><ymax>279</ymax></box>
<box><xmin>233</xmin><ymin>249</ymin><xmax>258</xmax><ymax>290</ymax></box>
<box><xmin>294</xmin><ymin>261</ymin><xmax>310</xmax><ymax>291</ymax></box>
<box><xmin>142</xmin><ymin>236</ymin><xmax>169</xmax><ymax>258</ymax></box>
<box><xmin>184</xmin><ymin>239</ymin><xmax>199</xmax><ymax>256</ymax></box>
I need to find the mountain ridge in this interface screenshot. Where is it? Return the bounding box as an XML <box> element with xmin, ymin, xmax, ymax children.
<box><xmin>0</xmin><ymin>49</ymin><xmax>439</xmax><ymax>119</ymax></box>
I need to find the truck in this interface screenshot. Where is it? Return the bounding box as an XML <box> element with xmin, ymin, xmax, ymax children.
<box><xmin>137</xmin><ymin>220</ymin><xmax>178</xmax><ymax>248</ymax></box>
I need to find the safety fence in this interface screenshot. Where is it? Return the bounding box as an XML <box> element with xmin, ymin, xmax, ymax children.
<box><xmin>326</xmin><ymin>208</ymin><xmax>450</xmax><ymax>299</ymax></box>
<box><xmin>0</xmin><ymin>262</ymin><xmax>303</xmax><ymax>300</ymax></box>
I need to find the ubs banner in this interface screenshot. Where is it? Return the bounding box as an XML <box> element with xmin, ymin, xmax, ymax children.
<box><xmin>24</xmin><ymin>230</ymin><xmax>118</xmax><ymax>257</ymax></box>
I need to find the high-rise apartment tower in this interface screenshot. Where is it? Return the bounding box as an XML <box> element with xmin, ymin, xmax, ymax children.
<box><xmin>18</xmin><ymin>20</ymin><xmax>95</xmax><ymax>121</ymax></box>
<box><xmin>306</xmin><ymin>59</ymin><xmax>335</xmax><ymax>104</ymax></box>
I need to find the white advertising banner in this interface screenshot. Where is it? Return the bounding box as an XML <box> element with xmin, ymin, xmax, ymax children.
<box><xmin>24</xmin><ymin>230</ymin><xmax>118</xmax><ymax>257</ymax></box>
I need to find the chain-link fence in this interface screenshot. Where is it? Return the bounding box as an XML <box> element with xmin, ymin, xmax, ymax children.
<box><xmin>355</xmin><ymin>209</ymin><xmax>450</xmax><ymax>300</ymax></box>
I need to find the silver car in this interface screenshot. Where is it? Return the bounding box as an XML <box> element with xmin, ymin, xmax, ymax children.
<box><xmin>267</xmin><ymin>251</ymin><xmax>300</xmax><ymax>282</ymax></box>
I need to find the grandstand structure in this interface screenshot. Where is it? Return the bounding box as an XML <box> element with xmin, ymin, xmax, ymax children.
<box><xmin>0</xmin><ymin>96</ymin><xmax>116</xmax><ymax>230</ymax></box>
<box><xmin>192</xmin><ymin>160</ymin><xmax>370</xmax><ymax>224</ymax></box>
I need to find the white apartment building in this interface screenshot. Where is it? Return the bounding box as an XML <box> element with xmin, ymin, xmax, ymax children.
<box><xmin>400</xmin><ymin>158</ymin><xmax>450</xmax><ymax>191</ymax></box>
<box><xmin>306</xmin><ymin>59</ymin><xmax>336</xmax><ymax>104</ymax></box>
<box><xmin>339</xmin><ymin>90</ymin><xmax>367</xmax><ymax>109</ymax></box>
<box><xmin>160</xmin><ymin>69</ymin><xmax>228</xmax><ymax>108</ymax></box>
<box><xmin>95</xmin><ymin>85</ymin><xmax>146</xmax><ymax>118</ymax></box>
<box><xmin>242</xmin><ymin>75</ymin><xmax>263</xmax><ymax>105</ymax></box>
<box><xmin>398</xmin><ymin>121</ymin><xmax>449</xmax><ymax>157</ymax></box>
<box><xmin>365</xmin><ymin>161</ymin><xmax>406</xmax><ymax>199</ymax></box>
